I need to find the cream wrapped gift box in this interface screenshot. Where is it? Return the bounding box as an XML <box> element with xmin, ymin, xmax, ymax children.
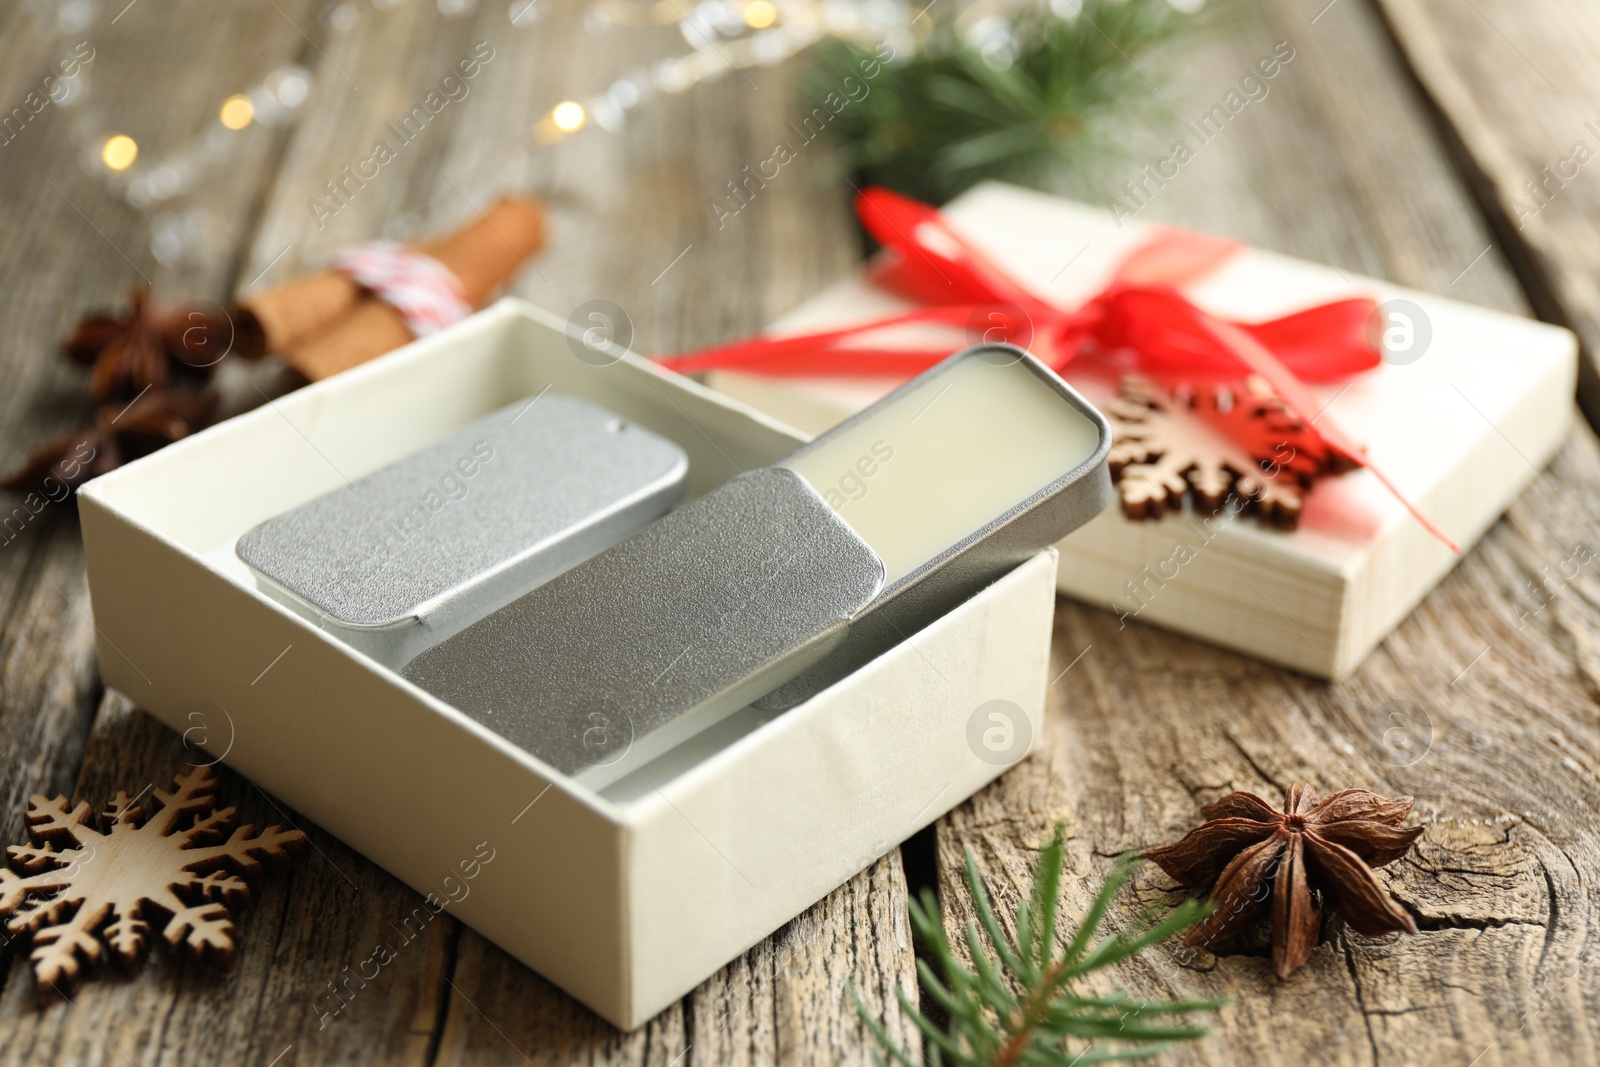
<box><xmin>78</xmin><ymin>299</ymin><xmax>1060</xmax><ymax>1029</ymax></box>
<box><xmin>707</xmin><ymin>182</ymin><xmax>1578</xmax><ymax>678</ymax></box>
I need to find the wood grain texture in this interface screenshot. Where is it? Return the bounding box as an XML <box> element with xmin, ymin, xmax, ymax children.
<box><xmin>0</xmin><ymin>1</ymin><xmax>460</xmax><ymax>1063</ymax></box>
<box><xmin>0</xmin><ymin>693</ymin><xmax>455</xmax><ymax>1067</ymax></box>
<box><xmin>0</xmin><ymin>0</ymin><xmax>1594</xmax><ymax>1062</ymax></box>
<box><xmin>944</xmin><ymin>426</ymin><xmax>1600</xmax><ymax>1066</ymax></box>
<box><xmin>0</xmin><ymin>0</ymin><xmax>326</xmax><ymax>1033</ymax></box>
<box><xmin>1370</xmin><ymin>0</ymin><xmax>1600</xmax><ymax>422</ymax></box>
<box><xmin>937</xmin><ymin>1</ymin><xmax>1600</xmax><ymax>1065</ymax></box>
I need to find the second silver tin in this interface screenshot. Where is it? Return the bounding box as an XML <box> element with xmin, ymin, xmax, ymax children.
<box><xmin>403</xmin><ymin>466</ymin><xmax>885</xmax><ymax>786</ymax></box>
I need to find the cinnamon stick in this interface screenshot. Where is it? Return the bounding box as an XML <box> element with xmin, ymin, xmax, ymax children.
<box><xmin>241</xmin><ymin>270</ymin><xmax>364</xmax><ymax>358</ymax></box>
<box><xmin>281</xmin><ymin>298</ymin><xmax>416</xmax><ymax>381</ymax></box>
<box><xmin>419</xmin><ymin>196</ymin><xmax>545</xmax><ymax>306</ymax></box>
<box><xmin>243</xmin><ymin>195</ymin><xmax>545</xmax><ymax>380</ymax></box>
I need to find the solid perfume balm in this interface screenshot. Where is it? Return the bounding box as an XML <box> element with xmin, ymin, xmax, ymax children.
<box><xmin>756</xmin><ymin>348</ymin><xmax>1109</xmax><ymax>709</ymax></box>
<box><xmin>403</xmin><ymin>346</ymin><xmax>1112</xmax><ymax>786</ymax></box>
<box><xmin>780</xmin><ymin>349</ymin><xmax>1105</xmax><ymax>585</ymax></box>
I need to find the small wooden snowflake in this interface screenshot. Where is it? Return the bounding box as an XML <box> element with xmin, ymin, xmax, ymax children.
<box><xmin>1107</xmin><ymin>375</ymin><xmax>1350</xmax><ymax>530</ymax></box>
<box><xmin>0</xmin><ymin>765</ymin><xmax>306</xmax><ymax>1002</ymax></box>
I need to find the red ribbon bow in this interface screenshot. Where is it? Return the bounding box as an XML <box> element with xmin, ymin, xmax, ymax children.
<box><xmin>660</xmin><ymin>188</ymin><xmax>1453</xmax><ymax>550</ymax></box>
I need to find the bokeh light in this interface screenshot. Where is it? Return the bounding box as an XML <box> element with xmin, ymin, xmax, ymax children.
<box><xmin>219</xmin><ymin>95</ymin><xmax>255</xmax><ymax>130</ymax></box>
<box><xmin>551</xmin><ymin>101</ymin><xmax>586</xmax><ymax>131</ymax></box>
<box><xmin>102</xmin><ymin>134</ymin><xmax>138</xmax><ymax>170</ymax></box>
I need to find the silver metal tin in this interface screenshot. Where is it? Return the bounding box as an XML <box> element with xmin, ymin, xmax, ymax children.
<box><xmin>753</xmin><ymin>344</ymin><xmax>1113</xmax><ymax>709</ymax></box>
<box><xmin>402</xmin><ymin>344</ymin><xmax>1109</xmax><ymax>788</ymax></box>
<box><xmin>402</xmin><ymin>467</ymin><xmax>885</xmax><ymax>787</ymax></box>
<box><xmin>236</xmin><ymin>395</ymin><xmax>689</xmax><ymax>668</ymax></box>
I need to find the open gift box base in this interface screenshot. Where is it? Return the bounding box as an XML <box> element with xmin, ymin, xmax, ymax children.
<box><xmin>78</xmin><ymin>299</ymin><xmax>1059</xmax><ymax>1029</ymax></box>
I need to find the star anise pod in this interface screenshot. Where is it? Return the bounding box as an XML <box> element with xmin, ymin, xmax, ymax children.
<box><xmin>64</xmin><ymin>288</ymin><xmax>233</xmax><ymax>402</ymax></box>
<box><xmin>1</xmin><ymin>389</ymin><xmax>218</xmax><ymax>496</ymax></box>
<box><xmin>1143</xmin><ymin>785</ymin><xmax>1423</xmax><ymax>979</ymax></box>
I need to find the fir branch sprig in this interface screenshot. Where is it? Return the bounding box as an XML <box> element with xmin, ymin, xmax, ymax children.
<box><xmin>857</xmin><ymin>825</ymin><xmax>1227</xmax><ymax>1066</ymax></box>
<box><xmin>805</xmin><ymin>0</ymin><xmax>1198</xmax><ymax>204</ymax></box>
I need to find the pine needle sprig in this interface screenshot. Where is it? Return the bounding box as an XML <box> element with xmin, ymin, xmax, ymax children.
<box><xmin>856</xmin><ymin>824</ymin><xmax>1228</xmax><ymax>1066</ymax></box>
<box><xmin>805</xmin><ymin>0</ymin><xmax>1200</xmax><ymax>204</ymax></box>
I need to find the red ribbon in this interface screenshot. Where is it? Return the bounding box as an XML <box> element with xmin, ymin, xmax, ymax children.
<box><xmin>660</xmin><ymin>188</ymin><xmax>1455</xmax><ymax>551</ymax></box>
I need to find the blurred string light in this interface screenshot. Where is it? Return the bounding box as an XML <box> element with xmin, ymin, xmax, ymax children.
<box><xmin>64</xmin><ymin>0</ymin><xmax>921</xmax><ymax>190</ymax></box>
<box><xmin>552</xmin><ymin>101</ymin><xmax>587</xmax><ymax>131</ymax></box>
<box><xmin>743</xmin><ymin>0</ymin><xmax>777</xmax><ymax>28</ymax></box>
<box><xmin>41</xmin><ymin>0</ymin><xmax>1182</xmax><ymax>261</ymax></box>
<box><xmin>111</xmin><ymin>64</ymin><xmax>314</xmax><ymax>213</ymax></box>
<box><xmin>525</xmin><ymin>0</ymin><xmax>921</xmax><ymax>146</ymax></box>
<box><xmin>219</xmin><ymin>94</ymin><xmax>255</xmax><ymax>130</ymax></box>
<box><xmin>101</xmin><ymin>134</ymin><xmax>137</xmax><ymax>171</ymax></box>
<box><xmin>535</xmin><ymin>99</ymin><xmax>587</xmax><ymax>142</ymax></box>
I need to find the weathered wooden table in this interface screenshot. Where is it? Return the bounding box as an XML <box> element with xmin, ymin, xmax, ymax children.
<box><xmin>2</xmin><ymin>0</ymin><xmax>1598</xmax><ymax>1062</ymax></box>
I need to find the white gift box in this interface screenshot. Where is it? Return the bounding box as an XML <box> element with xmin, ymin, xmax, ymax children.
<box><xmin>707</xmin><ymin>183</ymin><xmax>1578</xmax><ymax>678</ymax></box>
<box><xmin>78</xmin><ymin>299</ymin><xmax>1059</xmax><ymax>1029</ymax></box>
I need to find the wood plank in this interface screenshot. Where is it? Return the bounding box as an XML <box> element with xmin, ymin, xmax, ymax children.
<box><xmin>0</xmin><ymin>516</ymin><xmax>96</xmax><ymax>880</ymax></box>
<box><xmin>944</xmin><ymin>425</ymin><xmax>1600</xmax><ymax>1066</ymax></box>
<box><xmin>0</xmin><ymin>0</ymin><xmax>324</xmax><ymax>875</ymax></box>
<box><xmin>936</xmin><ymin>0</ymin><xmax>1597</xmax><ymax>1064</ymax></box>
<box><xmin>0</xmin><ymin>1</ymin><xmax>464</xmax><ymax>1063</ymax></box>
<box><xmin>0</xmin><ymin>5</ymin><xmax>109</xmax><ymax>824</ymax></box>
<box><xmin>0</xmin><ymin>693</ymin><xmax>454</xmax><ymax>1067</ymax></box>
<box><xmin>1081</xmin><ymin>0</ymin><xmax>1524</xmax><ymax>316</ymax></box>
<box><xmin>1370</xmin><ymin>0</ymin><xmax>1600</xmax><ymax>422</ymax></box>
<box><xmin>0</xmin><ymin>0</ymin><xmax>280</xmax><ymax>893</ymax></box>
<box><xmin>3</xmin><ymin>0</ymin><xmax>1584</xmax><ymax>1062</ymax></box>
<box><xmin>0</xmin><ymin>0</ymin><xmax>321</xmax><ymax>964</ymax></box>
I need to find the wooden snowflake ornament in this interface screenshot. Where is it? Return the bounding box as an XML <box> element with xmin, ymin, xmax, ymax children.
<box><xmin>1106</xmin><ymin>375</ymin><xmax>1349</xmax><ymax>530</ymax></box>
<box><xmin>0</xmin><ymin>765</ymin><xmax>306</xmax><ymax>1001</ymax></box>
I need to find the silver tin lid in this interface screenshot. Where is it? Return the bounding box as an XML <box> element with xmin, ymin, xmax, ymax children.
<box><xmin>237</xmin><ymin>394</ymin><xmax>689</xmax><ymax>668</ymax></box>
<box><xmin>403</xmin><ymin>467</ymin><xmax>885</xmax><ymax>787</ymax></box>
